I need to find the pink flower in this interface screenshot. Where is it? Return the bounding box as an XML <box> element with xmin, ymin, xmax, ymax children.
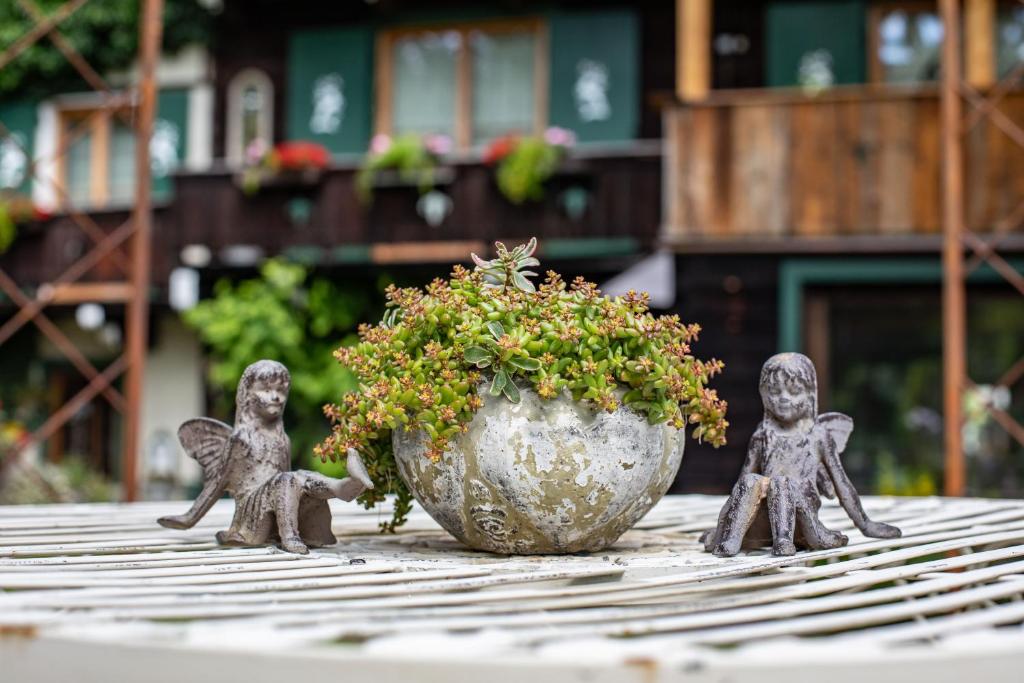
<box><xmin>544</xmin><ymin>126</ymin><xmax>576</xmax><ymax>148</ymax></box>
<box><xmin>245</xmin><ymin>138</ymin><xmax>269</xmax><ymax>166</ymax></box>
<box><xmin>370</xmin><ymin>134</ymin><xmax>392</xmax><ymax>155</ymax></box>
<box><xmin>424</xmin><ymin>133</ymin><xmax>453</xmax><ymax>157</ymax></box>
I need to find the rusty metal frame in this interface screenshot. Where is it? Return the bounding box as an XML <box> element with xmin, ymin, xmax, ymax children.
<box><xmin>0</xmin><ymin>0</ymin><xmax>164</xmax><ymax>501</ymax></box>
<box><xmin>941</xmin><ymin>0</ymin><xmax>1024</xmax><ymax>496</ymax></box>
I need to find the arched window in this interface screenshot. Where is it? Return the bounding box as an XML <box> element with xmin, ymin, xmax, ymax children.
<box><xmin>226</xmin><ymin>69</ymin><xmax>273</xmax><ymax>165</ymax></box>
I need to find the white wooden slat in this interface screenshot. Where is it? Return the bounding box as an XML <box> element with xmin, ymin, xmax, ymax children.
<box><xmin>1</xmin><ymin>494</ymin><xmax>1023</xmax><ymax>679</ymax></box>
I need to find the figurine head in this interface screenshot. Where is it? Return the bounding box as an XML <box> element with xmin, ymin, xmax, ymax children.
<box><xmin>236</xmin><ymin>360</ymin><xmax>291</xmax><ymax>425</ymax></box>
<box><xmin>758</xmin><ymin>353</ymin><xmax>817</xmax><ymax>430</ymax></box>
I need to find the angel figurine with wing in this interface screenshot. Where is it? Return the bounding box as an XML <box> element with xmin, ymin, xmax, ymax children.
<box><xmin>701</xmin><ymin>353</ymin><xmax>901</xmax><ymax>557</ymax></box>
<box><xmin>158</xmin><ymin>360</ymin><xmax>373</xmax><ymax>554</ymax></box>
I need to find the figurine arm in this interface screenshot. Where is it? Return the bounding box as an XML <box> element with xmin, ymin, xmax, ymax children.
<box><xmin>157</xmin><ymin>437</ymin><xmax>238</xmax><ymax>530</ymax></box>
<box><xmin>157</xmin><ymin>473</ymin><xmax>227</xmax><ymax>529</ymax></box>
<box><xmin>821</xmin><ymin>438</ymin><xmax>901</xmax><ymax>539</ymax></box>
<box><xmin>740</xmin><ymin>428</ymin><xmax>765</xmax><ymax>475</ymax></box>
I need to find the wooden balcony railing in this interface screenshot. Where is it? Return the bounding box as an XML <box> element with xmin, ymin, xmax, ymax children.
<box><xmin>165</xmin><ymin>144</ymin><xmax>662</xmax><ymax>268</ymax></box>
<box><xmin>1</xmin><ymin>145</ymin><xmax>662</xmax><ymax>288</ymax></box>
<box><xmin>662</xmin><ymin>85</ymin><xmax>1024</xmax><ymax>248</ymax></box>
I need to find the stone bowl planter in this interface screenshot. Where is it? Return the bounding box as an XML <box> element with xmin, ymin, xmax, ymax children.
<box><xmin>393</xmin><ymin>385</ymin><xmax>685</xmax><ymax>554</ymax></box>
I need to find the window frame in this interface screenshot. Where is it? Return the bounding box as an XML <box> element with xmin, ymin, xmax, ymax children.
<box><xmin>374</xmin><ymin>18</ymin><xmax>549</xmax><ymax>151</ymax></box>
<box><xmin>55</xmin><ymin>101</ymin><xmax>138</xmax><ymax>209</ymax></box>
<box><xmin>226</xmin><ymin>68</ymin><xmax>275</xmax><ymax>165</ymax></box>
<box><xmin>867</xmin><ymin>0</ymin><xmax>944</xmax><ymax>84</ymax></box>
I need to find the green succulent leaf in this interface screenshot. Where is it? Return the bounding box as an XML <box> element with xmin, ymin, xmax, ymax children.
<box><xmin>508</xmin><ymin>356</ymin><xmax>541</xmax><ymax>372</ymax></box>
<box><xmin>512</xmin><ymin>271</ymin><xmax>536</xmax><ymax>293</ymax></box>
<box><xmin>490</xmin><ymin>369</ymin><xmax>508</xmax><ymax>396</ymax></box>
<box><xmin>487</xmin><ymin>321</ymin><xmax>506</xmax><ymax>340</ymax></box>
<box><xmin>502</xmin><ymin>378</ymin><xmax>521</xmax><ymax>403</ymax></box>
<box><xmin>464</xmin><ymin>346</ymin><xmax>492</xmax><ymax>364</ymax></box>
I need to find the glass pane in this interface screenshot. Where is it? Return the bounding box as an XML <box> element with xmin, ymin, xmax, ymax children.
<box><xmin>108</xmin><ymin>121</ymin><xmax>136</xmax><ymax>205</ymax></box>
<box><xmin>65</xmin><ymin>127</ymin><xmax>92</xmax><ymax>206</ymax></box>
<box><xmin>241</xmin><ymin>85</ymin><xmax>264</xmax><ymax>150</ymax></box>
<box><xmin>470</xmin><ymin>30</ymin><xmax>536</xmax><ymax>144</ymax></box>
<box><xmin>392</xmin><ymin>31</ymin><xmax>459</xmax><ymax>138</ymax></box>
<box><xmin>997</xmin><ymin>6</ymin><xmax>1024</xmax><ymax>78</ymax></box>
<box><xmin>875</xmin><ymin>10</ymin><xmax>943</xmax><ymax>83</ymax></box>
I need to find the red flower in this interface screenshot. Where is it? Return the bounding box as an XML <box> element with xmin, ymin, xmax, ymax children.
<box><xmin>482</xmin><ymin>134</ymin><xmax>520</xmax><ymax>165</ymax></box>
<box><xmin>272</xmin><ymin>141</ymin><xmax>331</xmax><ymax>170</ymax></box>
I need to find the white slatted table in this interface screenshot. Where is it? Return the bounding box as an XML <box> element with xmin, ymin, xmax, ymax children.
<box><xmin>2</xmin><ymin>495</ymin><xmax>1023</xmax><ymax>682</ymax></box>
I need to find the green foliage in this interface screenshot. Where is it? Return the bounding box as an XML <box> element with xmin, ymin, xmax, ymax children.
<box><xmin>320</xmin><ymin>240</ymin><xmax>729</xmax><ymax>531</ymax></box>
<box><xmin>355</xmin><ymin>134</ymin><xmax>443</xmax><ymax>203</ymax></box>
<box><xmin>0</xmin><ymin>0</ymin><xmax>213</xmax><ymax>98</ymax></box>
<box><xmin>182</xmin><ymin>259</ymin><xmax>370</xmax><ymax>473</ymax></box>
<box><xmin>0</xmin><ymin>204</ymin><xmax>15</xmax><ymax>254</ymax></box>
<box><xmin>496</xmin><ymin>137</ymin><xmax>565</xmax><ymax>204</ymax></box>
<box><xmin>0</xmin><ymin>456</ymin><xmax>115</xmax><ymax>505</ymax></box>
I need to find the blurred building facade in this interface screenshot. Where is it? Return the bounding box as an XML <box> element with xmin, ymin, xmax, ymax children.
<box><xmin>1</xmin><ymin>0</ymin><xmax>1022</xmax><ymax>499</ymax></box>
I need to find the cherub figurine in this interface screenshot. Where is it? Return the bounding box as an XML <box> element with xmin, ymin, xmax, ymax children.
<box><xmin>158</xmin><ymin>360</ymin><xmax>373</xmax><ymax>554</ymax></box>
<box><xmin>702</xmin><ymin>353</ymin><xmax>901</xmax><ymax>557</ymax></box>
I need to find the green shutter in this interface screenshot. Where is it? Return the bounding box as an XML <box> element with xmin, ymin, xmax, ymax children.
<box><xmin>548</xmin><ymin>10</ymin><xmax>639</xmax><ymax>143</ymax></box>
<box><xmin>153</xmin><ymin>88</ymin><xmax>189</xmax><ymax>200</ymax></box>
<box><xmin>287</xmin><ymin>26</ymin><xmax>374</xmax><ymax>154</ymax></box>
<box><xmin>766</xmin><ymin>1</ymin><xmax>867</xmax><ymax>87</ymax></box>
<box><xmin>0</xmin><ymin>100</ymin><xmax>36</xmax><ymax>195</ymax></box>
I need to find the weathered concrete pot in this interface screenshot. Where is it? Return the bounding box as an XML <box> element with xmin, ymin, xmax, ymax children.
<box><xmin>393</xmin><ymin>386</ymin><xmax>685</xmax><ymax>554</ymax></box>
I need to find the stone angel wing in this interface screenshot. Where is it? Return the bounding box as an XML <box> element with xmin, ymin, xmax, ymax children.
<box><xmin>178</xmin><ymin>417</ymin><xmax>233</xmax><ymax>484</ymax></box>
<box><xmin>816</xmin><ymin>412</ymin><xmax>854</xmax><ymax>499</ymax></box>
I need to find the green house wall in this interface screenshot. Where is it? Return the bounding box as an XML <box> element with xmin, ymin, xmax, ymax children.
<box><xmin>154</xmin><ymin>88</ymin><xmax>189</xmax><ymax>200</ymax></box>
<box><xmin>548</xmin><ymin>9</ymin><xmax>639</xmax><ymax>143</ymax></box>
<box><xmin>766</xmin><ymin>1</ymin><xmax>867</xmax><ymax>87</ymax></box>
<box><xmin>287</xmin><ymin>26</ymin><xmax>375</xmax><ymax>155</ymax></box>
<box><xmin>0</xmin><ymin>100</ymin><xmax>36</xmax><ymax>195</ymax></box>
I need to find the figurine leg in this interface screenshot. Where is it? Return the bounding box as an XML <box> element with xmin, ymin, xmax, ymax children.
<box><xmin>274</xmin><ymin>476</ymin><xmax>309</xmax><ymax>554</ymax></box>
<box><xmin>300</xmin><ymin>472</ymin><xmax>366</xmax><ymax>503</ymax></box>
<box><xmin>298</xmin><ymin>497</ymin><xmax>337</xmax><ymax>548</ymax></box>
<box><xmin>767</xmin><ymin>477</ymin><xmax>797</xmax><ymax>556</ymax></box>
<box><xmin>215</xmin><ymin>529</ymin><xmax>247</xmax><ymax>546</ymax></box>
<box><xmin>794</xmin><ymin>492</ymin><xmax>848</xmax><ymax>550</ymax></box>
<box><xmin>702</xmin><ymin>501</ymin><xmax>732</xmax><ymax>551</ymax></box>
<box><xmin>713</xmin><ymin>474</ymin><xmax>769</xmax><ymax>557</ymax></box>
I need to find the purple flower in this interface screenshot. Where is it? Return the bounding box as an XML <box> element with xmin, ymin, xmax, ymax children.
<box><xmin>370</xmin><ymin>134</ymin><xmax>392</xmax><ymax>155</ymax></box>
<box><xmin>544</xmin><ymin>126</ymin><xmax>576</xmax><ymax>148</ymax></box>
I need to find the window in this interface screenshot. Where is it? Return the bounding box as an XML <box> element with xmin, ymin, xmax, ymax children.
<box><xmin>226</xmin><ymin>69</ymin><xmax>274</xmax><ymax>164</ymax></box>
<box><xmin>58</xmin><ymin>106</ymin><xmax>138</xmax><ymax>208</ymax></box>
<box><xmin>869</xmin><ymin>3</ymin><xmax>944</xmax><ymax>83</ymax></box>
<box><xmin>998</xmin><ymin>4</ymin><xmax>1024</xmax><ymax>78</ymax></box>
<box><xmin>817</xmin><ymin>286</ymin><xmax>1024</xmax><ymax>497</ymax></box>
<box><xmin>376</xmin><ymin>20</ymin><xmax>547</xmax><ymax>149</ymax></box>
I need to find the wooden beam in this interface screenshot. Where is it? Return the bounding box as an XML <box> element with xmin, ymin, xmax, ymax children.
<box><xmin>46</xmin><ymin>282</ymin><xmax>135</xmax><ymax>305</ymax></box>
<box><xmin>454</xmin><ymin>30</ymin><xmax>473</xmax><ymax>150</ymax></box>
<box><xmin>373</xmin><ymin>31</ymin><xmax>394</xmax><ymax>137</ymax></box>
<box><xmin>371</xmin><ymin>241</ymin><xmax>486</xmax><ymax>264</ymax></box>
<box><xmin>965</xmin><ymin>0</ymin><xmax>996</xmax><ymax>89</ymax></box>
<box><xmin>940</xmin><ymin>0</ymin><xmax>966</xmax><ymax>497</ymax></box>
<box><xmin>122</xmin><ymin>0</ymin><xmax>163</xmax><ymax>503</ymax></box>
<box><xmin>676</xmin><ymin>0</ymin><xmax>712</xmax><ymax>102</ymax></box>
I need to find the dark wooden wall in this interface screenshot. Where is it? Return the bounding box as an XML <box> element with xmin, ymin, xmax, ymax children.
<box><xmin>668</xmin><ymin>254</ymin><xmax>780</xmax><ymax>494</ymax></box>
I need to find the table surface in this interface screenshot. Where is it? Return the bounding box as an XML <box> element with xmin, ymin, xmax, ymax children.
<box><xmin>2</xmin><ymin>494</ymin><xmax>1024</xmax><ymax>682</ymax></box>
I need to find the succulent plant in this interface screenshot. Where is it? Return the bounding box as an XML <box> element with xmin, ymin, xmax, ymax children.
<box><xmin>319</xmin><ymin>239</ymin><xmax>728</xmax><ymax>531</ymax></box>
<box><xmin>471</xmin><ymin>238</ymin><xmax>540</xmax><ymax>293</ymax></box>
